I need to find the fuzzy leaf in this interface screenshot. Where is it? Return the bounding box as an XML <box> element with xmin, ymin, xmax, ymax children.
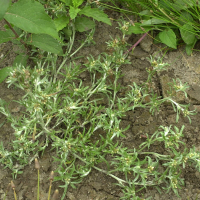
<box><xmin>54</xmin><ymin>15</ymin><xmax>70</xmax><ymax>31</ymax></box>
<box><xmin>4</xmin><ymin>0</ymin><xmax>59</xmax><ymax>40</ymax></box>
<box><xmin>27</xmin><ymin>34</ymin><xmax>63</xmax><ymax>55</ymax></box>
<box><xmin>0</xmin><ymin>67</ymin><xmax>13</xmax><ymax>84</ymax></box>
<box><xmin>0</xmin><ymin>0</ymin><xmax>10</xmax><ymax>20</ymax></box>
<box><xmin>69</xmin><ymin>6</ymin><xmax>80</xmax><ymax>19</ymax></box>
<box><xmin>79</xmin><ymin>6</ymin><xmax>111</xmax><ymax>25</ymax></box>
<box><xmin>75</xmin><ymin>16</ymin><xmax>95</xmax><ymax>32</ymax></box>
<box><xmin>180</xmin><ymin>24</ymin><xmax>196</xmax><ymax>45</ymax></box>
<box><xmin>159</xmin><ymin>28</ymin><xmax>177</xmax><ymax>49</ymax></box>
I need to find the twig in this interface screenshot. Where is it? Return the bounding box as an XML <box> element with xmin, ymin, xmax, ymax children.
<box><xmin>124</xmin><ymin>32</ymin><xmax>148</xmax><ymax>55</ymax></box>
<box><xmin>4</xmin><ymin>19</ymin><xmax>29</xmax><ymax>51</ymax></box>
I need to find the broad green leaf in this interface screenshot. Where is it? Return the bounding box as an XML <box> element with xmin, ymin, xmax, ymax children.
<box><xmin>63</xmin><ymin>28</ymin><xmax>72</xmax><ymax>39</ymax></box>
<box><xmin>54</xmin><ymin>15</ymin><xmax>70</xmax><ymax>31</ymax></box>
<box><xmin>72</xmin><ymin>0</ymin><xmax>84</xmax><ymax>8</ymax></box>
<box><xmin>174</xmin><ymin>0</ymin><xmax>196</xmax><ymax>9</ymax></box>
<box><xmin>142</xmin><ymin>18</ymin><xmax>168</xmax><ymax>25</ymax></box>
<box><xmin>0</xmin><ymin>67</ymin><xmax>13</xmax><ymax>84</ymax></box>
<box><xmin>180</xmin><ymin>24</ymin><xmax>195</xmax><ymax>45</ymax></box>
<box><xmin>0</xmin><ymin>0</ymin><xmax>10</xmax><ymax>20</ymax></box>
<box><xmin>69</xmin><ymin>6</ymin><xmax>80</xmax><ymax>19</ymax></box>
<box><xmin>160</xmin><ymin>0</ymin><xmax>175</xmax><ymax>11</ymax></box>
<box><xmin>13</xmin><ymin>54</ymin><xmax>28</xmax><ymax>67</ymax></box>
<box><xmin>27</xmin><ymin>34</ymin><xmax>63</xmax><ymax>55</ymax></box>
<box><xmin>60</xmin><ymin>0</ymin><xmax>72</xmax><ymax>6</ymax></box>
<box><xmin>127</xmin><ymin>23</ymin><xmax>151</xmax><ymax>34</ymax></box>
<box><xmin>159</xmin><ymin>28</ymin><xmax>177</xmax><ymax>49</ymax></box>
<box><xmin>179</xmin><ymin>11</ymin><xmax>193</xmax><ymax>25</ymax></box>
<box><xmin>154</xmin><ymin>34</ymin><xmax>162</xmax><ymax>44</ymax></box>
<box><xmin>172</xmin><ymin>0</ymin><xmax>188</xmax><ymax>10</ymax></box>
<box><xmin>4</xmin><ymin>0</ymin><xmax>59</xmax><ymax>40</ymax></box>
<box><xmin>79</xmin><ymin>6</ymin><xmax>111</xmax><ymax>26</ymax></box>
<box><xmin>75</xmin><ymin>16</ymin><xmax>95</xmax><ymax>32</ymax></box>
<box><xmin>0</xmin><ymin>29</ymin><xmax>14</xmax><ymax>43</ymax></box>
<box><xmin>185</xmin><ymin>38</ymin><xmax>197</xmax><ymax>55</ymax></box>
<box><xmin>185</xmin><ymin>44</ymin><xmax>193</xmax><ymax>56</ymax></box>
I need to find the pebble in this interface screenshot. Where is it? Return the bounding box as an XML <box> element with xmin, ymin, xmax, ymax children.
<box><xmin>154</xmin><ymin>193</ymin><xmax>160</xmax><ymax>200</ymax></box>
<box><xmin>195</xmin><ymin>171</ymin><xmax>200</xmax><ymax>179</ymax></box>
<box><xmin>140</xmin><ymin>35</ymin><xmax>153</xmax><ymax>53</ymax></box>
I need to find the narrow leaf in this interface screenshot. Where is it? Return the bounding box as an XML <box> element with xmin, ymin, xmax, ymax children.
<box><xmin>69</xmin><ymin>6</ymin><xmax>80</xmax><ymax>19</ymax></box>
<box><xmin>180</xmin><ymin>24</ymin><xmax>195</xmax><ymax>45</ymax></box>
<box><xmin>75</xmin><ymin>16</ymin><xmax>95</xmax><ymax>32</ymax></box>
<box><xmin>0</xmin><ymin>0</ymin><xmax>10</xmax><ymax>20</ymax></box>
<box><xmin>79</xmin><ymin>6</ymin><xmax>111</xmax><ymax>25</ymax></box>
<box><xmin>54</xmin><ymin>15</ymin><xmax>70</xmax><ymax>32</ymax></box>
<box><xmin>0</xmin><ymin>67</ymin><xmax>13</xmax><ymax>84</ymax></box>
<box><xmin>27</xmin><ymin>34</ymin><xmax>63</xmax><ymax>55</ymax></box>
<box><xmin>159</xmin><ymin>28</ymin><xmax>177</xmax><ymax>49</ymax></box>
<box><xmin>5</xmin><ymin>0</ymin><xmax>59</xmax><ymax>40</ymax></box>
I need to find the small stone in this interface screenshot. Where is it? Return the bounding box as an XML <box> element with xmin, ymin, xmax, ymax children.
<box><xmin>195</xmin><ymin>171</ymin><xmax>200</xmax><ymax>179</ymax></box>
<box><xmin>6</xmin><ymin>94</ymin><xmax>14</xmax><ymax>100</ymax></box>
<box><xmin>154</xmin><ymin>193</ymin><xmax>160</xmax><ymax>200</ymax></box>
<box><xmin>11</xmin><ymin>106</ymin><xmax>21</xmax><ymax>113</ymax></box>
<box><xmin>66</xmin><ymin>192</ymin><xmax>76</xmax><ymax>200</ymax></box>
<box><xmin>80</xmin><ymin>71</ymin><xmax>87</xmax><ymax>79</ymax></box>
<box><xmin>140</xmin><ymin>35</ymin><xmax>153</xmax><ymax>53</ymax></box>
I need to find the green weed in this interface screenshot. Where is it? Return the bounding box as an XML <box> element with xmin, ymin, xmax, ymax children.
<box><xmin>0</xmin><ymin>19</ymin><xmax>199</xmax><ymax>199</ymax></box>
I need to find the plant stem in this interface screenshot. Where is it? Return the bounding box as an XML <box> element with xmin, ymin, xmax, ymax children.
<box><xmin>37</xmin><ymin>169</ymin><xmax>40</xmax><ymax>200</ymax></box>
<box><xmin>61</xmin><ymin>184</ymin><xmax>69</xmax><ymax>200</ymax></box>
<box><xmin>4</xmin><ymin>19</ymin><xmax>29</xmax><ymax>51</ymax></box>
<box><xmin>53</xmin><ymin>29</ymin><xmax>94</xmax><ymax>84</ymax></box>
<box><xmin>124</xmin><ymin>32</ymin><xmax>148</xmax><ymax>55</ymax></box>
<box><xmin>148</xmin><ymin>0</ymin><xmax>180</xmax><ymax>27</ymax></box>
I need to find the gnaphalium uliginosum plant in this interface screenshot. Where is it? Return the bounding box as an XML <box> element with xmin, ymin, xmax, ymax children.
<box><xmin>0</xmin><ymin>20</ymin><xmax>199</xmax><ymax>200</ymax></box>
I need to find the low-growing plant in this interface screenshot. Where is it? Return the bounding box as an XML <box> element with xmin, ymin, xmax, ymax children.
<box><xmin>0</xmin><ymin>20</ymin><xmax>199</xmax><ymax>200</ymax></box>
<box><xmin>104</xmin><ymin>0</ymin><xmax>200</xmax><ymax>55</ymax></box>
